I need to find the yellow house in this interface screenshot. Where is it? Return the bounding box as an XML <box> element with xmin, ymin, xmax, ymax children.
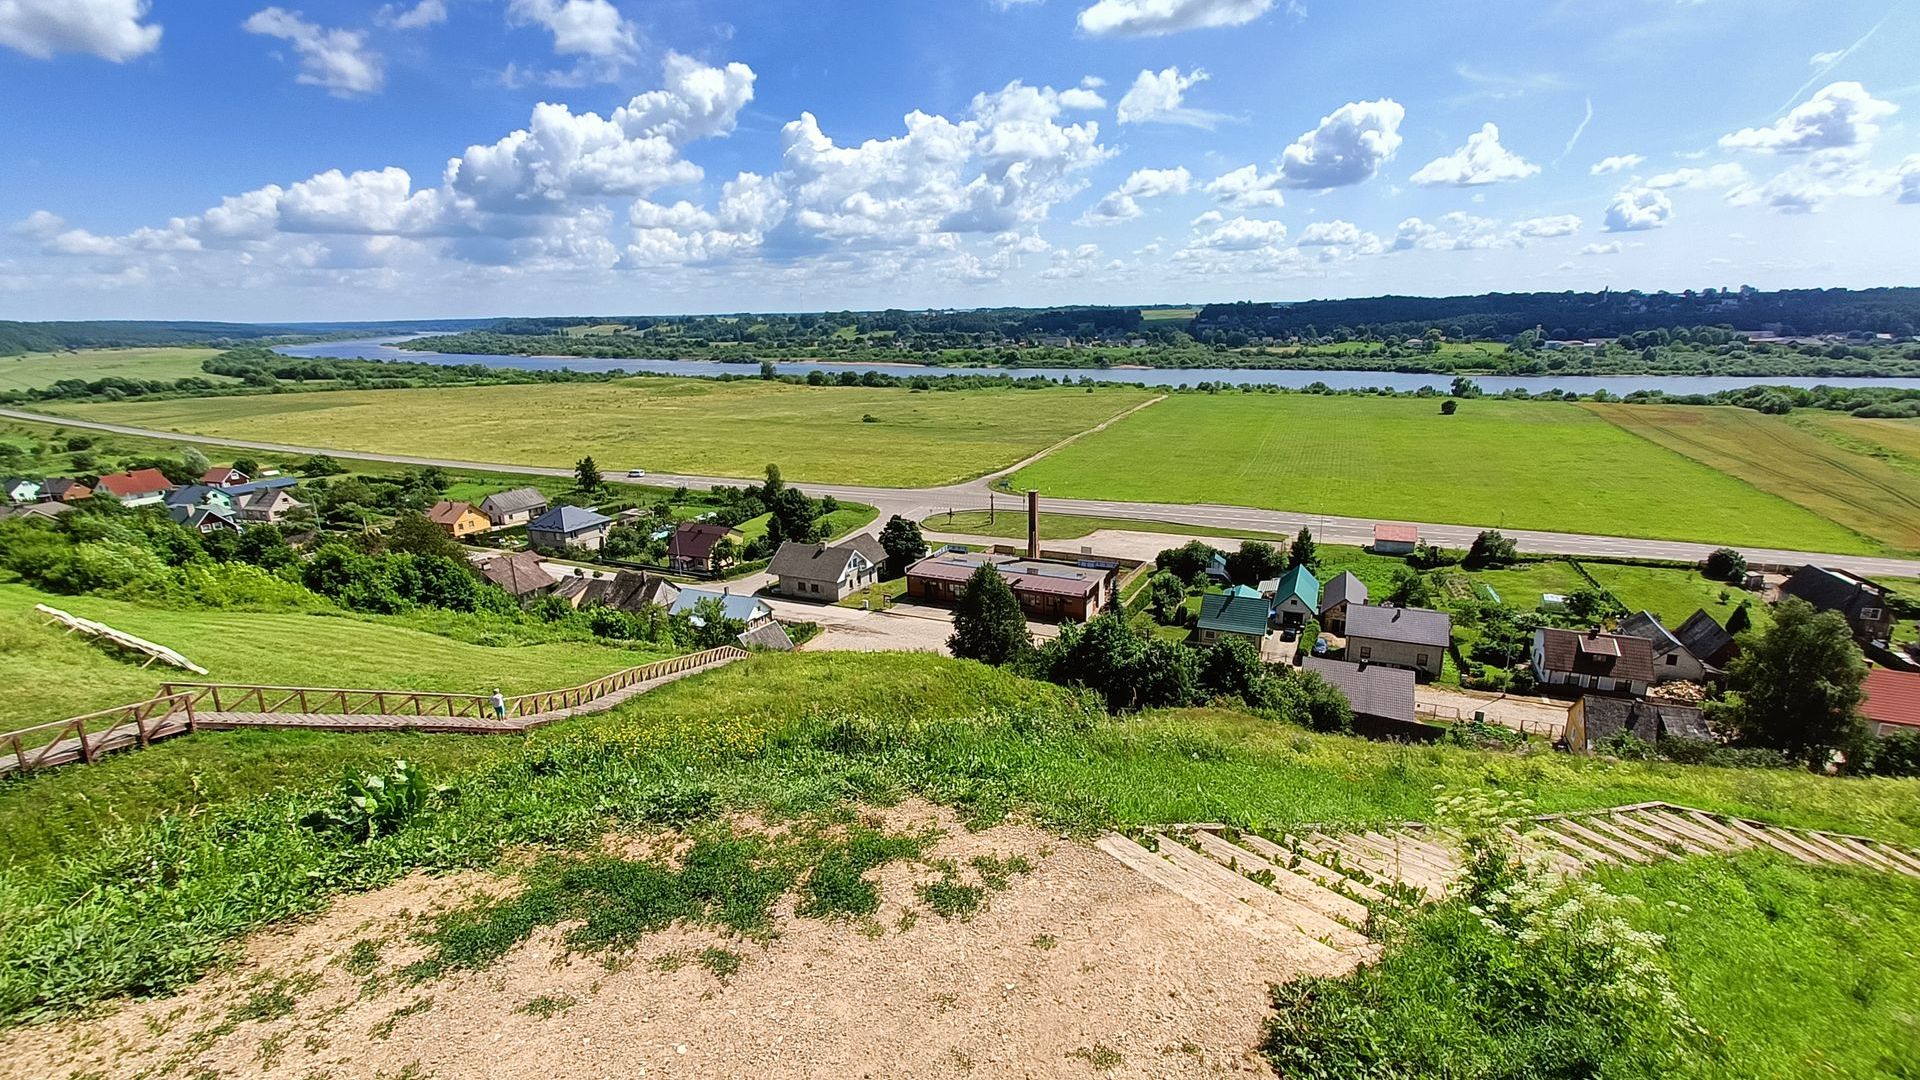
<box><xmin>428</xmin><ymin>500</ymin><xmax>491</xmax><ymax>538</ymax></box>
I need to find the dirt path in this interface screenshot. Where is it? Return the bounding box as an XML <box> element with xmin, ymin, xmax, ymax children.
<box><xmin>4</xmin><ymin>802</ymin><xmax>1334</xmax><ymax>1079</ymax></box>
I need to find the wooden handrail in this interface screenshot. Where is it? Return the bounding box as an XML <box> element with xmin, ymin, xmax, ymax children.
<box><xmin>7</xmin><ymin>646</ymin><xmax>749</xmax><ymax>775</ymax></box>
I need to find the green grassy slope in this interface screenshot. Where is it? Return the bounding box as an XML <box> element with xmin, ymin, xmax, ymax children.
<box><xmin>0</xmin><ymin>348</ymin><xmax>230</xmax><ymax>392</ymax></box>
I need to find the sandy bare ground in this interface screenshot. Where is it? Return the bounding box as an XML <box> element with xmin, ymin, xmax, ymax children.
<box><xmin>4</xmin><ymin>802</ymin><xmax>1346</xmax><ymax>1080</ymax></box>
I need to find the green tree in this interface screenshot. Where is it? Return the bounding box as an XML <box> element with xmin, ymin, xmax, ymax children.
<box><xmin>759</xmin><ymin>359</ymin><xmax>778</xmax><ymax>380</ymax></box>
<box><xmin>1726</xmin><ymin>601</ymin><xmax>1753</xmax><ymax>635</ymax></box>
<box><xmin>766</xmin><ymin>486</ymin><xmax>823</xmax><ymax>548</ymax></box>
<box><xmin>1464</xmin><ymin>530</ymin><xmax>1517</xmax><ymax>569</ymax></box>
<box><xmin>1155</xmin><ymin>540</ymin><xmax>1221</xmax><ymax>585</ymax></box>
<box><xmin>948</xmin><ymin>564</ymin><xmax>1030</xmax><ymax>665</ymax></box>
<box><xmin>1727</xmin><ymin>597</ymin><xmax>1868</xmax><ymax>768</ymax></box>
<box><xmin>386</xmin><ymin>511</ymin><xmax>468</xmax><ymax>562</ymax></box>
<box><xmin>1034</xmin><ymin>612</ymin><xmax>1195</xmax><ymax>712</ymax></box>
<box><xmin>878</xmin><ymin>515</ymin><xmax>928</xmax><ymax>577</ymax></box>
<box><xmin>1705</xmin><ymin>547</ymin><xmax>1747</xmax><ymax>583</ymax></box>
<box><xmin>230</xmin><ymin>457</ymin><xmax>260</xmax><ymax>476</ymax></box>
<box><xmin>574</xmin><ymin>456</ymin><xmax>603</xmax><ymax>495</ymax></box>
<box><xmin>1288</xmin><ymin>526</ymin><xmax>1318</xmax><ymax>571</ymax></box>
<box><xmin>1226</xmin><ymin>540</ymin><xmax>1285</xmax><ymax>586</ymax></box>
<box><xmin>1197</xmin><ymin>637</ymin><xmax>1266</xmax><ymax>704</ymax></box>
<box><xmin>1147</xmin><ymin>570</ymin><xmax>1187</xmax><ymax>624</ymax></box>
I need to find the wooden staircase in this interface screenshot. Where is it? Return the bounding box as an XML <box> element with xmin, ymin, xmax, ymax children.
<box><xmin>1097</xmin><ymin>802</ymin><xmax>1920</xmax><ymax>964</ymax></box>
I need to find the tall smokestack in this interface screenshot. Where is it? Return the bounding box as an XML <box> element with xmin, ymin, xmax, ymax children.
<box><xmin>1026</xmin><ymin>489</ymin><xmax>1040</xmax><ymax>560</ymax></box>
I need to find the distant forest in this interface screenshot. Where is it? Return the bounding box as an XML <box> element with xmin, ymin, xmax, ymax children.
<box><xmin>8</xmin><ymin>286</ymin><xmax>1920</xmax><ymax>358</ymax></box>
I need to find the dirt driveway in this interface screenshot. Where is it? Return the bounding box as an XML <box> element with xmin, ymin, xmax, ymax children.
<box><xmin>1416</xmin><ymin>686</ymin><xmax>1570</xmax><ymax>739</ymax></box>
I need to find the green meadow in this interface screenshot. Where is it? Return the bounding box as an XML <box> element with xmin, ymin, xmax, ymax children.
<box><xmin>0</xmin><ymin>347</ymin><xmax>230</xmax><ymax>392</ymax></box>
<box><xmin>1009</xmin><ymin>393</ymin><xmax>1883</xmax><ymax>553</ymax></box>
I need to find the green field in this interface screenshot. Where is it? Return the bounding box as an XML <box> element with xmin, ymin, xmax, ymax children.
<box><xmin>0</xmin><ymin>582</ymin><xmax>668</xmax><ymax>731</ymax></box>
<box><xmin>1587</xmin><ymin>403</ymin><xmax>1920</xmax><ymax>552</ymax></box>
<box><xmin>1581</xmin><ymin>561</ymin><xmax>1758</xmax><ymax>626</ymax></box>
<box><xmin>1009</xmin><ymin>394</ymin><xmax>1883</xmax><ymax>553</ymax></box>
<box><xmin>923</xmin><ymin>509</ymin><xmax>1295</xmax><ymax>545</ymax></box>
<box><xmin>45</xmin><ymin>378</ymin><xmax>1155</xmax><ymax>487</ymax></box>
<box><xmin>0</xmin><ymin>347</ymin><xmax>230</xmax><ymax>392</ymax></box>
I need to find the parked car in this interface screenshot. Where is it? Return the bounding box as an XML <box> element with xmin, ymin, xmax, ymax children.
<box><xmin>626</xmin><ymin>469</ymin><xmax>648</xmax><ymax>478</ymax></box>
<box><xmin>1312</xmin><ymin>636</ymin><xmax>1330</xmax><ymax>656</ymax></box>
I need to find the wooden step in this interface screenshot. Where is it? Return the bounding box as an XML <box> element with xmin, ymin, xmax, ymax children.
<box><xmin>1639</xmin><ymin>808</ymin><xmax>1747</xmax><ymax>853</ymax></box>
<box><xmin>1518</xmin><ymin>824</ymin><xmax>1618</xmax><ymax>868</ymax></box>
<box><xmin>1541</xmin><ymin>818</ymin><xmax>1655</xmax><ymax>864</ymax></box>
<box><xmin>1096</xmin><ymin>834</ymin><xmax>1329</xmax><ymax>949</ymax></box>
<box><xmin>1230</xmin><ymin>831</ymin><xmax>1388</xmax><ymax>903</ymax></box>
<box><xmin>1179</xmin><ymin>829</ymin><xmax>1372</xmax><ymax>926</ymax></box>
<box><xmin>1150</xmin><ymin>835</ymin><xmax>1371</xmax><ymax>950</ymax></box>
<box><xmin>1576</xmin><ymin>816</ymin><xmax>1676</xmax><ymax>860</ymax></box>
<box><xmin>1607</xmin><ymin>812</ymin><xmax>1718</xmax><ymax>857</ymax></box>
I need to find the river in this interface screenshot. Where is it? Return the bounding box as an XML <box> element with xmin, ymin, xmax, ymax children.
<box><xmin>277</xmin><ymin>337</ymin><xmax>1920</xmax><ymax>396</ymax></box>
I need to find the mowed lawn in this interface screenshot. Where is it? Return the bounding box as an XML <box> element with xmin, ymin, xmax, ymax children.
<box><xmin>49</xmin><ymin>379</ymin><xmax>1154</xmax><ymax>486</ymax></box>
<box><xmin>0</xmin><ymin>583</ymin><xmax>668</xmax><ymax>730</ymax></box>
<box><xmin>0</xmin><ymin>347</ymin><xmax>230</xmax><ymax>392</ymax></box>
<box><xmin>1009</xmin><ymin>394</ymin><xmax>1875</xmax><ymax>552</ymax></box>
<box><xmin>1587</xmin><ymin>403</ymin><xmax>1920</xmax><ymax>553</ymax></box>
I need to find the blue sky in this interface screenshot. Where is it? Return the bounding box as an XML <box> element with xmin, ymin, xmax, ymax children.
<box><xmin>2</xmin><ymin>0</ymin><xmax>1918</xmax><ymax>321</ymax></box>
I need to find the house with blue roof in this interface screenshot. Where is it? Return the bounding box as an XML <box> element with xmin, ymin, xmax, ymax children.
<box><xmin>1268</xmin><ymin>565</ymin><xmax>1321</xmax><ymax>628</ymax></box>
<box><xmin>670</xmin><ymin>587</ymin><xmax>775</xmax><ymax>628</ymax></box>
<box><xmin>528</xmin><ymin>505</ymin><xmax>614</xmax><ymax>553</ymax></box>
<box><xmin>1198</xmin><ymin>585</ymin><xmax>1271</xmax><ymax>648</ymax></box>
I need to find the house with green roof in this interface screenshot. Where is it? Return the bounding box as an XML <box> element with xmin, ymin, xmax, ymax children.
<box><xmin>1265</xmin><ymin>565</ymin><xmax>1321</xmax><ymax>628</ymax></box>
<box><xmin>1198</xmin><ymin>585</ymin><xmax>1271</xmax><ymax>648</ymax></box>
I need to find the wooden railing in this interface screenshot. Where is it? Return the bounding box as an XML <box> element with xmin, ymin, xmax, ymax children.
<box><xmin>3</xmin><ymin>647</ymin><xmax>750</xmax><ymax>776</ymax></box>
<box><xmin>157</xmin><ymin>646</ymin><xmax>749</xmax><ymax>720</ymax></box>
<box><xmin>0</xmin><ymin>694</ymin><xmax>195</xmax><ymax>774</ymax></box>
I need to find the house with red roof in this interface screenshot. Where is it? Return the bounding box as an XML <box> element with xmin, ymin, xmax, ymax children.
<box><xmin>94</xmin><ymin>468</ymin><xmax>176</xmax><ymax>507</ymax></box>
<box><xmin>1372</xmin><ymin>523</ymin><xmax>1419</xmax><ymax>555</ymax></box>
<box><xmin>1863</xmin><ymin>668</ymin><xmax>1920</xmax><ymax>738</ymax></box>
<box><xmin>201</xmin><ymin>466</ymin><xmax>251</xmax><ymax>488</ymax></box>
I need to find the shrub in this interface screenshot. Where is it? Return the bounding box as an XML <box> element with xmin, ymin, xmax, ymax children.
<box><xmin>301</xmin><ymin>760</ymin><xmax>453</xmax><ymax>845</ymax></box>
<box><xmin>1705</xmin><ymin>547</ymin><xmax>1747</xmax><ymax>584</ymax></box>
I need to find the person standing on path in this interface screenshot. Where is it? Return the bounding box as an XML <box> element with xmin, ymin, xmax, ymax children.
<box><xmin>491</xmin><ymin>688</ymin><xmax>506</xmax><ymax>721</ymax></box>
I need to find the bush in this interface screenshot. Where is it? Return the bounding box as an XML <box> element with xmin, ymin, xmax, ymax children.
<box><xmin>1705</xmin><ymin>547</ymin><xmax>1747</xmax><ymax>584</ymax></box>
<box><xmin>1264</xmin><ymin>818</ymin><xmax>1702</xmax><ymax>1078</ymax></box>
<box><xmin>301</xmin><ymin>760</ymin><xmax>453</xmax><ymax>845</ymax></box>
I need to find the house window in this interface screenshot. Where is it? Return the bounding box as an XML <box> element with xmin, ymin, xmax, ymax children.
<box><xmin>1861</xmin><ymin>607</ymin><xmax>1884</xmax><ymax>621</ymax></box>
<box><xmin>1665</xmin><ymin>654</ymin><xmax>1678</xmax><ymax>666</ymax></box>
<box><xmin>1416</xmin><ymin>653</ymin><xmax>1429</xmax><ymax>667</ymax></box>
<box><xmin>1358</xmin><ymin>646</ymin><xmax>1372</xmax><ymax>659</ymax></box>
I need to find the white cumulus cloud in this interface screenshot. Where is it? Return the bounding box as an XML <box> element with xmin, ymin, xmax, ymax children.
<box><xmin>1276</xmin><ymin>99</ymin><xmax>1405</xmax><ymax>188</ymax></box>
<box><xmin>1603</xmin><ymin>187</ymin><xmax>1672</xmax><ymax>232</ymax></box>
<box><xmin>243</xmin><ymin>8</ymin><xmax>384</xmax><ymax>97</ymax></box>
<box><xmin>1116</xmin><ymin>66</ymin><xmax>1220</xmax><ymax>127</ymax></box>
<box><xmin>507</xmin><ymin>0</ymin><xmax>637</xmax><ymax>61</ymax></box>
<box><xmin>1077</xmin><ymin>166</ymin><xmax>1192</xmax><ymax>225</ymax></box>
<box><xmin>1719</xmin><ymin>81</ymin><xmax>1896</xmax><ymax>154</ymax></box>
<box><xmin>1644</xmin><ymin>163</ymin><xmax>1748</xmax><ymax>190</ymax></box>
<box><xmin>1410</xmin><ymin>122</ymin><xmax>1539</xmax><ymax>186</ymax></box>
<box><xmin>1078</xmin><ymin>0</ymin><xmax>1274</xmax><ymax>38</ymax></box>
<box><xmin>1203</xmin><ymin>164</ymin><xmax>1284</xmax><ymax>210</ymax></box>
<box><xmin>1901</xmin><ymin>156</ymin><xmax>1920</xmax><ymax>205</ymax></box>
<box><xmin>376</xmin><ymin>0</ymin><xmax>446</xmax><ymax>30</ymax></box>
<box><xmin>1589</xmin><ymin>154</ymin><xmax>1644</xmax><ymax>175</ymax></box>
<box><xmin>0</xmin><ymin>0</ymin><xmax>160</xmax><ymax>61</ymax></box>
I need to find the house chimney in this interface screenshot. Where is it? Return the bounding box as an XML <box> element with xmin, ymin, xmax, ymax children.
<box><xmin>1026</xmin><ymin>489</ymin><xmax>1041</xmax><ymax>561</ymax></box>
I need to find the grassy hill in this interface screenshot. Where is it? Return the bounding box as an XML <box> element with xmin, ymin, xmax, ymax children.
<box><xmin>0</xmin><ymin>582</ymin><xmax>671</xmax><ymax>731</ymax></box>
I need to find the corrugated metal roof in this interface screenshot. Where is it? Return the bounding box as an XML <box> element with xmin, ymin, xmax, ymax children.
<box><xmin>1303</xmin><ymin>657</ymin><xmax>1416</xmax><ymax>723</ymax></box>
<box><xmin>1344</xmin><ymin>604</ymin><xmax>1452</xmax><ymax>648</ymax></box>
<box><xmin>1199</xmin><ymin>587</ymin><xmax>1270</xmax><ymax>636</ymax></box>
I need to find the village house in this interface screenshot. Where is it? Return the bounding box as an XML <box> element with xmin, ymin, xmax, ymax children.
<box><xmin>1197</xmin><ymin>585</ymin><xmax>1271</xmax><ymax>648</ymax></box>
<box><xmin>1566</xmin><ymin>696</ymin><xmax>1710</xmax><ymax>753</ymax></box>
<box><xmin>42</xmin><ymin>478</ymin><xmax>92</xmax><ymax>502</ymax></box>
<box><xmin>1343</xmin><ymin>604</ymin><xmax>1452</xmax><ymax>679</ymax></box>
<box><xmin>553</xmin><ymin>569</ymin><xmax>680</xmax><ymax>612</ymax></box>
<box><xmin>1302</xmin><ymin>656</ymin><xmax>1418</xmax><ymax>728</ymax></box>
<box><xmin>1264</xmin><ymin>565</ymin><xmax>1320</xmax><ymax>629</ymax></box>
<box><xmin>1318</xmin><ymin>571</ymin><xmax>1368</xmax><ymax>635</ymax></box>
<box><xmin>1674</xmin><ymin>609</ymin><xmax>1738</xmax><ymax>670</ymax></box>
<box><xmin>1778</xmin><ymin>565</ymin><xmax>1895</xmax><ymax>643</ymax></box>
<box><xmin>168</xmin><ymin>503</ymin><xmax>240</xmax><ymax>534</ymax></box>
<box><xmin>1614</xmin><ymin>611</ymin><xmax>1708</xmax><ymax>683</ymax></box>
<box><xmin>528</xmin><ymin>506</ymin><xmax>614</xmax><ymax>553</ymax></box>
<box><xmin>668</xmin><ymin>522</ymin><xmax>745</xmax><ymax>573</ymax></box>
<box><xmin>236</xmin><ymin>487</ymin><xmax>304</xmax><ymax>525</ymax></box>
<box><xmin>1862</xmin><ymin>668</ymin><xmax>1920</xmax><ymax>738</ymax></box>
<box><xmin>0</xmin><ymin>501</ymin><xmax>72</xmax><ymax>522</ymax></box>
<box><xmin>2</xmin><ymin>477</ymin><xmax>41</xmax><ymax>504</ymax></box>
<box><xmin>767</xmin><ymin>536</ymin><xmax>886</xmax><ymax>602</ymax></box>
<box><xmin>480</xmin><ymin>487</ymin><xmax>550</xmax><ymax>529</ymax></box>
<box><xmin>1371</xmin><ymin>523</ymin><xmax>1419</xmax><ymax>555</ymax></box>
<box><xmin>427</xmin><ymin>500</ymin><xmax>491</xmax><ymax>539</ymax></box>
<box><xmin>164</xmin><ymin>485</ymin><xmax>235</xmax><ymax>514</ymax></box>
<box><xmin>201</xmin><ymin>466</ymin><xmax>250</xmax><ymax>487</ymax></box>
<box><xmin>94</xmin><ymin>468</ymin><xmax>175</xmax><ymax>506</ymax></box>
<box><xmin>1531</xmin><ymin>627</ymin><xmax>1656</xmax><ymax>697</ymax></box>
<box><xmin>905</xmin><ymin>552</ymin><xmax>1111</xmax><ymax>623</ymax></box>
<box><xmin>475</xmin><ymin>551</ymin><xmax>560</xmax><ymax>602</ymax></box>
<box><xmin>670</xmin><ymin>587</ymin><xmax>775</xmax><ymax>628</ymax></box>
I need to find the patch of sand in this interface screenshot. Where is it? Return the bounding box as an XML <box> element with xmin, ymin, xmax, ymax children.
<box><xmin>3</xmin><ymin>802</ymin><xmax>1343</xmax><ymax>1079</ymax></box>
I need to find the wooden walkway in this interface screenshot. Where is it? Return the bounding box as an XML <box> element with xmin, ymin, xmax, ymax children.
<box><xmin>1</xmin><ymin>647</ymin><xmax>747</xmax><ymax>776</ymax></box>
<box><xmin>1097</xmin><ymin>801</ymin><xmax>1920</xmax><ymax>965</ymax></box>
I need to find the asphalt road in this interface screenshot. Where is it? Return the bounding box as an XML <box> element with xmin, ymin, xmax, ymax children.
<box><xmin>10</xmin><ymin>406</ymin><xmax>1919</xmax><ymax>578</ymax></box>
